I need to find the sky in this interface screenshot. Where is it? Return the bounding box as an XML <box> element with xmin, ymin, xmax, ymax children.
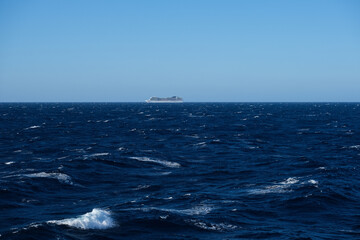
<box><xmin>0</xmin><ymin>0</ymin><xmax>359</xmax><ymax>102</ymax></box>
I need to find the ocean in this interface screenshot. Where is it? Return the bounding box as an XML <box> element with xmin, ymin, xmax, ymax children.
<box><xmin>1</xmin><ymin>103</ymin><xmax>360</xmax><ymax>239</ymax></box>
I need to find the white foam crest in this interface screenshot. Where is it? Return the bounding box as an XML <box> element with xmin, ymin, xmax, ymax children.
<box><xmin>248</xmin><ymin>177</ymin><xmax>299</xmax><ymax>195</ymax></box>
<box><xmin>140</xmin><ymin>205</ymin><xmax>212</xmax><ymax>216</ymax></box>
<box><xmin>349</xmin><ymin>145</ymin><xmax>360</xmax><ymax>149</ymax></box>
<box><xmin>186</xmin><ymin>134</ymin><xmax>200</xmax><ymax>139</ymax></box>
<box><xmin>86</xmin><ymin>153</ymin><xmax>110</xmax><ymax>158</ymax></box>
<box><xmin>279</xmin><ymin>177</ymin><xmax>299</xmax><ymax>185</ymax></box>
<box><xmin>25</xmin><ymin>125</ymin><xmax>40</xmax><ymax>130</ymax></box>
<box><xmin>10</xmin><ymin>222</ymin><xmax>43</xmax><ymax>234</ymax></box>
<box><xmin>5</xmin><ymin>161</ymin><xmax>14</xmax><ymax>165</ymax></box>
<box><xmin>48</xmin><ymin>208</ymin><xmax>115</xmax><ymax>229</ymax></box>
<box><xmin>193</xmin><ymin>142</ymin><xmax>207</xmax><ymax>147</ymax></box>
<box><xmin>23</xmin><ymin>172</ymin><xmax>73</xmax><ymax>185</ymax></box>
<box><xmin>129</xmin><ymin>157</ymin><xmax>180</xmax><ymax>168</ymax></box>
<box><xmin>308</xmin><ymin>179</ymin><xmax>318</xmax><ymax>185</ymax></box>
<box><xmin>134</xmin><ymin>184</ymin><xmax>151</xmax><ymax>190</ymax></box>
<box><xmin>188</xmin><ymin>220</ymin><xmax>238</xmax><ymax>231</ymax></box>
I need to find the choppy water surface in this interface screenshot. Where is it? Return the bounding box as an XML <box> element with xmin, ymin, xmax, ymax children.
<box><xmin>1</xmin><ymin>103</ymin><xmax>360</xmax><ymax>239</ymax></box>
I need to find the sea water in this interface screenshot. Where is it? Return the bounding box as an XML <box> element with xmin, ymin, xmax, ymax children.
<box><xmin>1</xmin><ymin>103</ymin><xmax>360</xmax><ymax>239</ymax></box>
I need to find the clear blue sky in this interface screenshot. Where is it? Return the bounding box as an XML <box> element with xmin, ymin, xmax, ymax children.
<box><xmin>1</xmin><ymin>0</ymin><xmax>359</xmax><ymax>102</ymax></box>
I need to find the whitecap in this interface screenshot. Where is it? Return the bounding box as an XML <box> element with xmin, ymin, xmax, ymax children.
<box><xmin>349</xmin><ymin>145</ymin><xmax>360</xmax><ymax>149</ymax></box>
<box><xmin>129</xmin><ymin>157</ymin><xmax>180</xmax><ymax>168</ymax></box>
<box><xmin>10</xmin><ymin>222</ymin><xmax>43</xmax><ymax>234</ymax></box>
<box><xmin>134</xmin><ymin>185</ymin><xmax>151</xmax><ymax>190</ymax></box>
<box><xmin>140</xmin><ymin>205</ymin><xmax>212</xmax><ymax>216</ymax></box>
<box><xmin>86</xmin><ymin>153</ymin><xmax>110</xmax><ymax>158</ymax></box>
<box><xmin>248</xmin><ymin>177</ymin><xmax>299</xmax><ymax>195</ymax></box>
<box><xmin>25</xmin><ymin>125</ymin><xmax>40</xmax><ymax>130</ymax></box>
<box><xmin>5</xmin><ymin>161</ymin><xmax>14</xmax><ymax>165</ymax></box>
<box><xmin>279</xmin><ymin>177</ymin><xmax>299</xmax><ymax>185</ymax></box>
<box><xmin>307</xmin><ymin>179</ymin><xmax>318</xmax><ymax>185</ymax></box>
<box><xmin>23</xmin><ymin>172</ymin><xmax>73</xmax><ymax>185</ymax></box>
<box><xmin>188</xmin><ymin>220</ymin><xmax>238</xmax><ymax>231</ymax></box>
<box><xmin>193</xmin><ymin>142</ymin><xmax>207</xmax><ymax>147</ymax></box>
<box><xmin>186</xmin><ymin>134</ymin><xmax>200</xmax><ymax>139</ymax></box>
<box><xmin>48</xmin><ymin>208</ymin><xmax>115</xmax><ymax>230</ymax></box>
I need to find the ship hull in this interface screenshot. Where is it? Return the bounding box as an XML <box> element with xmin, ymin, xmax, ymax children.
<box><xmin>145</xmin><ymin>100</ymin><xmax>183</xmax><ymax>103</ymax></box>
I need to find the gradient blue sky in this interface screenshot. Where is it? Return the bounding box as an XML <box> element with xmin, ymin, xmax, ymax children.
<box><xmin>1</xmin><ymin>0</ymin><xmax>359</xmax><ymax>102</ymax></box>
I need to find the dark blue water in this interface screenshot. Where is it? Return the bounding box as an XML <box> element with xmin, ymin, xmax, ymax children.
<box><xmin>1</xmin><ymin>103</ymin><xmax>360</xmax><ymax>239</ymax></box>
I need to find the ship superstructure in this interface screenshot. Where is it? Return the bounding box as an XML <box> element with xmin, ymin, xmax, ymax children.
<box><xmin>145</xmin><ymin>96</ymin><xmax>183</xmax><ymax>103</ymax></box>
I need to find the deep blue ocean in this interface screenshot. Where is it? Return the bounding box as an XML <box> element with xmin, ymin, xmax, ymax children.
<box><xmin>1</xmin><ymin>103</ymin><xmax>360</xmax><ymax>240</ymax></box>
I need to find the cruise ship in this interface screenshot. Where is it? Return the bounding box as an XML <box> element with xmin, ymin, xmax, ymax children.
<box><xmin>145</xmin><ymin>96</ymin><xmax>183</xmax><ymax>103</ymax></box>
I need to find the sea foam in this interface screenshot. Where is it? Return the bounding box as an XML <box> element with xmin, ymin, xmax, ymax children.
<box><xmin>23</xmin><ymin>172</ymin><xmax>73</xmax><ymax>185</ymax></box>
<box><xmin>48</xmin><ymin>208</ymin><xmax>115</xmax><ymax>230</ymax></box>
<box><xmin>129</xmin><ymin>157</ymin><xmax>180</xmax><ymax>168</ymax></box>
<box><xmin>85</xmin><ymin>153</ymin><xmax>110</xmax><ymax>158</ymax></box>
<box><xmin>248</xmin><ymin>177</ymin><xmax>299</xmax><ymax>195</ymax></box>
<box><xmin>188</xmin><ymin>219</ymin><xmax>238</xmax><ymax>231</ymax></box>
<box><xmin>24</xmin><ymin>125</ymin><xmax>41</xmax><ymax>130</ymax></box>
<box><xmin>139</xmin><ymin>205</ymin><xmax>212</xmax><ymax>216</ymax></box>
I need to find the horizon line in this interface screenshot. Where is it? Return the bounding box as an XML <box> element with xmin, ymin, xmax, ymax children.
<box><xmin>1</xmin><ymin>101</ymin><xmax>360</xmax><ymax>104</ymax></box>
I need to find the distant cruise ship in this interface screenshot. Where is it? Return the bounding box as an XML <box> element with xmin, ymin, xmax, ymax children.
<box><xmin>145</xmin><ymin>96</ymin><xmax>183</xmax><ymax>103</ymax></box>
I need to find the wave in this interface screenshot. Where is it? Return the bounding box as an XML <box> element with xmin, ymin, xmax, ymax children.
<box><xmin>23</xmin><ymin>172</ymin><xmax>73</xmax><ymax>185</ymax></box>
<box><xmin>137</xmin><ymin>205</ymin><xmax>212</xmax><ymax>216</ymax></box>
<box><xmin>24</xmin><ymin>125</ymin><xmax>41</xmax><ymax>130</ymax></box>
<box><xmin>129</xmin><ymin>157</ymin><xmax>180</xmax><ymax>168</ymax></box>
<box><xmin>248</xmin><ymin>177</ymin><xmax>300</xmax><ymax>195</ymax></box>
<box><xmin>85</xmin><ymin>153</ymin><xmax>110</xmax><ymax>158</ymax></box>
<box><xmin>248</xmin><ymin>177</ymin><xmax>319</xmax><ymax>195</ymax></box>
<box><xmin>349</xmin><ymin>145</ymin><xmax>360</xmax><ymax>150</ymax></box>
<box><xmin>48</xmin><ymin>208</ymin><xmax>115</xmax><ymax>230</ymax></box>
<box><xmin>188</xmin><ymin>219</ymin><xmax>238</xmax><ymax>232</ymax></box>
<box><xmin>307</xmin><ymin>179</ymin><xmax>318</xmax><ymax>185</ymax></box>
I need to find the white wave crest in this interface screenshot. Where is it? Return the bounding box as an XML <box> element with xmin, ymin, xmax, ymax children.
<box><xmin>86</xmin><ymin>153</ymin><xmax>110</xmax><ymax>158</ymax></box>
<box><xmin>193</xmin><ymin>142</ymin><xmax>207</xmax><ymax>147</ymax></box>
<box><xmin>279</xmin><ymin>177</ymin><xmax>299</xmax><ymax>185</ymax></box>
<box><xmin>188</xmin><ymin>219</ymin><xmax>238</xmax><ymax>231</ymax></box>
<box><xmin>349</xmin><ymin>145</ymin><xmax>360</xmax><ymax>149</ymax></box>
<box><xmin>23</xmin><ymin>172</ymin><xmax>73</xmax><ymax>185</ymax></box>
<box><xmin>248</xmin><ymin>177</ymin><xmax>299</xmax><ymax>195</ymax></box>
<box><xmin>308</xmin><ymin>179</ymin><xmax>318</xmax><ymax>185</ymax></box>
<box><xmin>139</xmin><ymin>205</ymin><xmax>212</xmax><ymax>215</ymax></box>
<box><xmin>48</xmin><ymin>208</ymin><xmax>115</xmax><ymax>230</ymax></box>
<box><xmin>25</xmin><ymin>125</ymin><xmax>41</xmax><ymax>130</ymax></box>
<box><xmin>129</xmin><ymin>157</ymin><xmax>180</xmax><ymax>168</ymax></box>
